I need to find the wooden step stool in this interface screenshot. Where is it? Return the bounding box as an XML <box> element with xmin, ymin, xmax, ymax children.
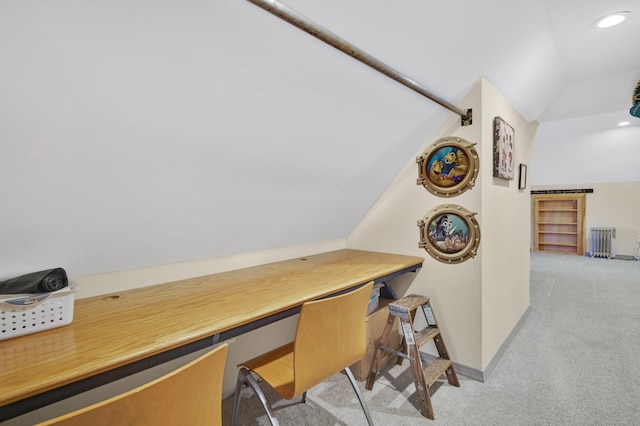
<box><xmin>365</xmin><ymin>294</ymin><xmax>459</xmax><ymax>420</ymax></box>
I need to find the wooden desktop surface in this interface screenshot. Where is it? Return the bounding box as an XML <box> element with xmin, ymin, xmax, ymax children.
<box><xmin>0</xmin><ymin>249</ymin><xmax>423</xmax><ymax>409</ymax></box>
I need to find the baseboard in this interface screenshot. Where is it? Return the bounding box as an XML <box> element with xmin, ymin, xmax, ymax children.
<box><xmin>481</xmin><ymin>306</ymin><xmax>531</xmax><ymax>381</ymax></box>
<box><xmin>420</xmin><ymin>306</ymin><xmax>531</xmax><ymax>383</ymax></box>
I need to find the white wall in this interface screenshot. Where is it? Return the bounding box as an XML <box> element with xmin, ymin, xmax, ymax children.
<box><xmin>0</xmin><ymin>0</ymin><xmax>566</xmax><ymax>283</ymax></box>
<box><xmin>478</xmin><ymin>80</ymin><xmax>538</xmax><ymax>368</ymax></box>
<box><xmin>348</xmin><ymin>88</ymin><xmax>484</xmax><ymax>370</ymax></box>
<box><xmin>348</xmin><ymin>78</ymin><xmax>537</xmax><ymax>372</ymax></box>
<box><xmin>531</xmin><ymin>183</ymin><xmax>640</xmax><ymax>256</ymax></box>
<box><xmin>531</xmin><ymin>108</ymin><xmax>640</xmax><ymax>256</ymax></box>
<box><xmin>532</xmin><ymin>113</ymin><xmax>640</xmax><ymax>185</ymax></box>
<box><xmin>0</xmin><ymin>0</ymin><xmax>438</xmax><ymax>281</ymax></box>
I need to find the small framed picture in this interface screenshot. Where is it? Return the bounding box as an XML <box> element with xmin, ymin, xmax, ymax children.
<box><xmin>416</xmin><ymin>136</ymin><xmax>479</xmax><ymax>197</ymax></box>
<box><xmin>417</xmin><ymin>204</ymin><xmax>481</xmax><ymax>264</ymax></box>
<box><xmin>518</xmin><ymin>164</ymin><xmax>527</xmax><ymax>190</ymax></box>
<box><xmin>493</xmin><ymin>117</ymin><xmax>515</xmax><ymax>180</ymax></box>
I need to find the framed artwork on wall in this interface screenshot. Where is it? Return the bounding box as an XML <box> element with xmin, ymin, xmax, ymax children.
<box><xmin>518</xmin><ymin>163</ymin><xmax>527</xmax><ymax>190</ymax></box>
<box><xmin>493</xmin><ymin>117</ymin><xmax>515</xmax><ymax>180</ymax></box>
<box><xmin>417</xmin><ymin>204</ymin><xmax>481</xmax><ymax>264</ymax></box>
<box><xmin>416</xmin><ymin>136</ymin><xmax>479</xmax><ymax>197</ymax></box>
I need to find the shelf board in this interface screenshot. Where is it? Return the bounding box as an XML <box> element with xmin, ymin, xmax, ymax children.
<box><xmin>538</xmin><ymin>222</ymin><xmax>577</xmax><ymax>225</ymax></box>
<box><xmin>538</xmin><ymin>231</ymin><xmax>577</xmax><ymax>235</ymax></box>
<box><xmin>539</xmin><ymin>242</ymin><xmax>577</xmax><ymax>247</ymax></box>
<box><xmin>536</xmin><ymin>249</ymin><xmax>578</xmax><ymax>255</ymax></box>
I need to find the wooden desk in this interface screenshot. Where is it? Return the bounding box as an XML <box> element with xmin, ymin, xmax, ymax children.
<box><xmin>0</xmin><ymin>249</ymin><xmax>422</xmax><ymax>421</ymax></box>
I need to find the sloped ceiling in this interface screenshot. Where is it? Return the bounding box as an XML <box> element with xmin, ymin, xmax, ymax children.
<box><xmin>0</xmin><ymin>0</ymin><xmax>638</xmax><ymax>276</ymax></box>
<box><xmin>540</xmin><ymin>0</ymin><xmax>640</xmax><ymax>122</ymax></box>
<box><xmin>533</xmin><ymin>0</ymin><xmax>640</xmax><ymax>185</ymax></box>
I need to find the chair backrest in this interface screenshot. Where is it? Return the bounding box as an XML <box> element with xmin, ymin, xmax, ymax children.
<box><xmin>293</xmin><ymin>281</ymin><xmax>374</xmax><ymax>395</ymax></box>
<box><xmin>37</xmin><ymin>343</ymin><xmax>228</xmax><ymax>426</ymax></box>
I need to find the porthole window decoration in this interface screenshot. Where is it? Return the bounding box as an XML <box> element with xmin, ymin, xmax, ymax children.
<box><xmin>418</xmin><ymin>204</ymin><xmax>481</xmax><ymax>264</ymax></box>
<box><xmin>416</xmin><ymin>136</ymin><xmax>479</xmax><ymax>197</ymax></box>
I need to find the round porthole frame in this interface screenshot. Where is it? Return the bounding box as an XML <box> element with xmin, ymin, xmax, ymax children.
<box><xmin>416</xmin><ymin>136</ymin><xmax>479</xmax><ymax>197</ymax></box>
<box><xmin>417</xmin><ymin>204</ymin><xmax>481</xmax><ymax>264</ymax></box>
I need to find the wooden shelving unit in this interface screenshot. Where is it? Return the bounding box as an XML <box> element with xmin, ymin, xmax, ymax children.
<box><xmin>533</xmin><ymin>193</ymin><xmax>585</xmax><ymax>255</ymax></box>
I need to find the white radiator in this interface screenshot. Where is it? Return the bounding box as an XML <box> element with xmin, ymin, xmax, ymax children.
<box><xmin>590</xmin><ymin>227</ymin><xmax>616</xmax><ymax>259</ymax></box>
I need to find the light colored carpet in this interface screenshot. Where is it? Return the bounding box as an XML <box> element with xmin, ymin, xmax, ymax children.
<box><xmin>223</xmin><ymin>252</ymin><xmax>640</xmax><ymax>425</ymax></box>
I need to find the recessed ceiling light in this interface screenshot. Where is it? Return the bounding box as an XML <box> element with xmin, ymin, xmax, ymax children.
<box><xmin>618</xmin><ymin>121</ymin><xmax>630</xmax><ymax>126</ymax></box>
<box><xmin>593</xmin><ymin>11</ymin><xmax>631</xmax><ymax>28</ymax></box>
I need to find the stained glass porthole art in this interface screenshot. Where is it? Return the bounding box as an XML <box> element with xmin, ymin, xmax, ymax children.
<box><xmin>416</xmin><ymin>137</ymin><xmax>479</xmax><ymax>197</ymax></box>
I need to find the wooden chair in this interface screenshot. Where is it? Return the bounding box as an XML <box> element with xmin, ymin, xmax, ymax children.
<box><xmin>231</xmin><ymin>282</ymin><xmax>375</xmax><ymax>426</ymax></box>
<box><xmin>37</xmin><ymin>343</ymin><xmax>228</xmax><ymax>426</ymax></box>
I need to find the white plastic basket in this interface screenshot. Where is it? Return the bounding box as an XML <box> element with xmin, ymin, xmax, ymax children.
<box><xmin>0</xmin><ymin>284</ymin><xmax>76</xmax><ymax>341</ymax></box>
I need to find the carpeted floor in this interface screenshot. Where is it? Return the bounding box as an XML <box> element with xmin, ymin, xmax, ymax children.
<box><xmin>222</xmin><ymin>252</ymin><xmax>640</xmax><ymax>425</ymax></box>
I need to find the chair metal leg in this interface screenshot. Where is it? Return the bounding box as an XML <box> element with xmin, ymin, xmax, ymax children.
<box><xmin>301</xmin><ymin>391</ymin><xmax>307</xmax><ymax>403</ymax></box>
<box><xmin>231</xmin><ymin>370</ymin><xmax>245</xmax><ymax>426</ymax></box>
<box><xmin>344</xmin><ymin>367</ymin><xmax>374</xmax><ymax>426</ymax></box>
<box><xmin>234</xmin><ymin>367</ymin><xmax>280</xmax><ymax>426</ymax></box>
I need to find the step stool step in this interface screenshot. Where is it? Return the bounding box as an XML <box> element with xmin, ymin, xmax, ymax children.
<box><xmin>388</xmin><ymin>295</ymin><xmax>430</xmax><ymax>319</ymax></box>
<box><xmin>422</xmin><ymin>357</ymin><xmax>453</xmax><ymax>387</ymax></box>
<box><xmin>413</xmin><ymin>326</ymin><xmax>440</xmax><ymax>347</ymax></box>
